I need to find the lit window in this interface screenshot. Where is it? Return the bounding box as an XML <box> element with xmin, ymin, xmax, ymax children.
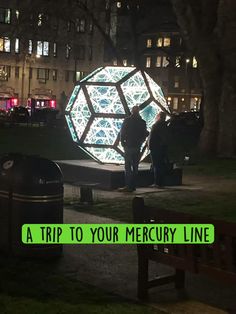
<box><xmin>173</xmin><ymin>97</ymin><xmax>178</xmax><ymax>110</ymax></box>
<box><xmin>15</xmin><ymin>38</ymin><xmax>19</xmax><ymax>53</ymax></box>
<box><xmin>146</xmin><ymin>39</ymin><xmax>152</xmax><ymax>48</ymax></box>
<box><xmin>0</xmin><ymin>8</ymin><xmax>11</xmax><ymax>24</ymax></box>
<box><xmin>163</xmin><ymin>37</ymin><xmax>170</xmax><ymax>47</ymax></box>
<box><xmin>192</xmin><ymin>56</ymin><xmax>198</xmax><ymax>68</ymax></box>
<box><xmin>117</xmin><ymin>2</ymin><xmax>122</xmax><ymax>8</ymax></box>
<box><xmin>123</xmin><ymin>59</ymin><xmax>127</xmax><ymax>66</ymax></box>
<box><xmin>76</xmin><ymin>71</ymin><xmax>85</xmax><ymax>81</ymax></box>
<box><xmin>162</xmin><ymin>56</ymin><xmax>169</xmax><ymax>67</ymax></box>
<box><xmin>28</xmin><ymin>40</ymin><xmax>33</xmax><ymax>54</ymax></box>
<box><xmin>0</xmin><ymin>37</ymin><xmax>10</xmax><ymax>52</ymax></box>
<box><xmin>146</xmin><ymin>57</ymin><xmax>151</xmax><ymax>68</ymax></box>
<box><xmin>53</xmin><ymin>42</ymin><xmax>57</xmax><ymax>57</ymax></box>
<box><xmin>157</xmin><ymin>38</ymin><xmax>162</xmax><ymax>47</ymax></box>
<box><xmin>0</xmin><ymin>65</ymin><xmax>8</xmax><ymax>80</ymax></box>
<box><xmin>167</xmin><ymin>97</ymin><xmax>171</xmax><ymax>105</ymax></box>
<box><xmin>37</xmin><ymin>41</ymin><xmax>49</xmax><ymax>56</ymax></box>
<box><xmin>38</xmin><ymin>13</ymin><xmax>42</xmax><ymax>26</ymax></box>
<box><xmin>175</xmin><ymin>56</ymin><xmax>181</xmax><ymax>67</ymax></box>
<box><xmin>190</xmin><ymin>97</ymin><xmax>196</xmax><ymax>110</ymax></box>
<box><xmin>76</xmin><ymin>18</ymin><xmax>86</xmax><ymax>32</ymax></box>
<box><xmin>15</xmin><ymin>10</ymin><xmax>19</xmax><ymax>20</ymax></box>
<box><xmin>156</xmin><ymin>56</ymin><xmax>162</xmax><ymax>67</ymax></box>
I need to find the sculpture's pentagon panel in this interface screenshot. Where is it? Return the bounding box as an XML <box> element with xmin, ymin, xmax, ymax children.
<box><xmin>65</xmin><ymin>66</ymin><xmax>170</xmax><ymax>164</ymax></box>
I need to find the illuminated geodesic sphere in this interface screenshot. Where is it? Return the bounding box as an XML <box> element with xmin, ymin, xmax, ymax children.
<box><xmin>65</xmin><ymin>66</ymin><xmax>170</xmax><ymax>164</ymax></box>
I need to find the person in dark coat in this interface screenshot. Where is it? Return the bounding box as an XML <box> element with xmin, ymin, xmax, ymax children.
<box><xmin>119</xmin><ymin>106</ymin><xmax>149</xmax><ymax>192</ymax></box>
<box><xmin>149</xmin><ymin>111</ymin><xmax>169</xmax><ymax>188</ymax></box>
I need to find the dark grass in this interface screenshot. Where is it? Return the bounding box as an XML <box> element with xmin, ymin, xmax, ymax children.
<box><xmin>65</xmin><ymin>198</ymin><xmax>134</xmax><ymax>222</ymax></box>
<box><xmin>0</xmin><ymin>124</ymin><xmax>88</xmax><ymax>160</ymax></box>
<box><xmin>65</xmin><ymin>187</ymin><xmax>236</xmax><ymax>223</ymax></box>
<box><xmin>0</xmin><ymin>124</ymin><xmax>200</xmax><ymax>162</ymax></box>
<box><xmin>0</xmin><ymin>257</ymin><xmax>161</xmax><ymax>314</ymax></box>
<box><xmin>183</xmin><ymin>158</ymin><xmax>236</xmax><ymax>179</ymax></box>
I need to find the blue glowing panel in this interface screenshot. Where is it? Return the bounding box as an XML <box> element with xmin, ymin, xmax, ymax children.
<box><xmin>140</xmin><ymin>101</ymin><xmax>162</xmax><ymax>131</ymax></box>
<box><xmin>85</xmin><ymin>147</ymin><xmax>124</xmax><ymax>164</ymax></box>
<box><xmin>87</xmin><ymin>66</ymin><xmax>134</xmax><ymax>83</ymax></box>
<box><xmin>84</xmin><ymin>118</ymin><xmax>123</xmax><ymax>145</ymax></box>
<box><xmin>65</xmin><ymin>115</ymin><xmax>78</xmax><ymax>142</ymax></box>
<box><xmin>65</xmin><ymin>66</ymin><xmax>170</xmax><ymax>164</ymax></box>
<box><xmin>145</xmin><ymin>74</ymin><xmax>169</xmax><ymax>111</ymax></box>
<box><xmin>87</xmin><ymin>85</ymin><xmax>125</xmax><ymax>114</ymax></box>
<box><xmin>121</xmin><ymin>71</ymin><xmax>150</xmax><ymax>109</ymax></box>
<box><xmin>69</xmin><ymin>89</ymin><xmax>91</xmax><ymax>140</ymax></box>
<box><xmin>66</xmin><ymin>86</ymin><xmax>80</xmax><ymax>111</ymax></box>
<box><xmin>80</xmin><ymin>67</ymin><xmax>103</xmax><ymax>83</ymax></box>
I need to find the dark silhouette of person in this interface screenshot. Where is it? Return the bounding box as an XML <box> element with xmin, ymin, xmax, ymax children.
<box><xmin>119</xmin><ymin>106</ymin><xmax>149</xmax><ymax>192</ymax></box>
<box><xmin>149</xmin><ymin>111</ymin><xmax>169</xmax><ymax>188</ymax></box>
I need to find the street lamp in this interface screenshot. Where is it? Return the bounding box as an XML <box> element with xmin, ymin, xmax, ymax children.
<box><xmin>28</xmin><ymin>54</ymin><xmax>40</xmax><ymax>99</ymax></box>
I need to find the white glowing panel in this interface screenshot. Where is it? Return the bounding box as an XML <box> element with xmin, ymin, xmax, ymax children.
<box><xmin>84</xmin><ymin>118</ymin><xmax>123</xmax><ymax>145</ymax></box>
<box><xmin>121</xmin><ymin>71</ymin><xmax>150</xmax><ymax>109</ymax></box>
<box><xmin>65</xmin><ymin>66</ymin><xmax>170</xmax><ymax>164</ymax></box>
<box><xmin>87</xmin><ymin>85</ymin><xmax>124</xmax><ymax>114</ymax></box>
<box><xmin>70</xmin><ymin>89</ymin><xmax>91</xmax><ymax>139</ymax></box>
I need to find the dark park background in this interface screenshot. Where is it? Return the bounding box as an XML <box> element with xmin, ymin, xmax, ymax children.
<box><xmin>0</xmin><ymin>0</ymin><xmax>236</xmax><ymax>313</ymax></box>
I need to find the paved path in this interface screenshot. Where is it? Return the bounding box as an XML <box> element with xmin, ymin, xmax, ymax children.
<box><xmin>55</xmin><ymin>208</ymin><xmax>236</xmax><ymax>314</ymax></box>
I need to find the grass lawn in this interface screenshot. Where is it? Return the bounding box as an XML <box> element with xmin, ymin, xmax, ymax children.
<box><xmin>183</xmin><ymin>158</ymin><xmax>236</xmax><ymax>179</ymax></box>
<box><xmin>0</xmin><ymin>124</ymin><xmax>88</xmax><ymax>160</ymax></box>
<box><xmin>0</xmin><ymin>257</ymin><xmax>162</xmax><ymax>314</ymax></box>
<box><xmin>65</xmin><ymin>158</ymin><xmax>236</xmax><ymax>223</ymax></box>
<box><xmin>0</xmin><ymin>123</ymin><xmax>199</xmax><ymax>162</ymax></box>
<box><xmin>66</xmin><ymin>188</ymin><xmax>236</xmax><ymax>223</ymax></box>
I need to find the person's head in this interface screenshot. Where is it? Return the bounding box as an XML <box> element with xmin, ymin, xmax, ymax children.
<box><xmin>131</xmin><ymin>105</ymin><xmax>140</xmax><ymax>116</ymax></box>
<box><xmin>157</xmin><ymin>111</ymin><xmax>166</xmax><ymax>121</ymax></box>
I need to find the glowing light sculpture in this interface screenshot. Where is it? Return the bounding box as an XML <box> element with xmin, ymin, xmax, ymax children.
<box><xmin>65</xmin><ymin>66</ymin><xmax>170</xmax><ymax>164</ymax></box>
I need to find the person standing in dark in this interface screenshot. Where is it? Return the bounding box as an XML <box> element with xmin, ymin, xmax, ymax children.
<box><xmin>119</xmin><ymin>106</ymin><xmax>149</xmax><ymax>192</ymax></box>
<box><xmin>149</xmin><ymin>111</ymin><xmax>168</xmax><ymax>188</ymax></box>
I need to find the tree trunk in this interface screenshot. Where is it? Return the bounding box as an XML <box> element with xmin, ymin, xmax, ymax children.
<box><xmin>218</xmin><ymin>73</ymin><xmax>236</xmax><ymax>157</ymax></box>
<box><xmin>197</xmin><ymin>46</ymin><xmax>222</xmax><ymax>156</ymax></box>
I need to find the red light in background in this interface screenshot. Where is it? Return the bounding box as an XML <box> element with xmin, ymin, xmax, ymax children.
<box><xmin>50</xmin><ymin>100</ymin><xmax>56</xmax><ymax>108</ymax></box>
<box><xmin>12</xmin><ymin>98</ymin><xmax>18</xmax><ymax>106</ymax></box>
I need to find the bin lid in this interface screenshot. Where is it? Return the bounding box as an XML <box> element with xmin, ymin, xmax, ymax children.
<box><xmin>0</xmin><ymin>154</ymin><xmax>63</xmax><ymax>187</ymax></box>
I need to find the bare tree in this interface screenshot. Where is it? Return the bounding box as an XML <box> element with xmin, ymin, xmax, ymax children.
<box><xmin>172</xmin><ymin>0</ymin><xmax>236</xmax><ymax>157</ymax></box>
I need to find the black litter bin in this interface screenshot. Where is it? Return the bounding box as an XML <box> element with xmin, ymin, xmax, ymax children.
<box><xmin>0</xmin><ymin>153</ymin><xmax>63</xmax><ymax>258</ymax></box>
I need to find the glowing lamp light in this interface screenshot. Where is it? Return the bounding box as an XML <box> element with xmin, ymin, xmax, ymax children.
<box><xmin>65</xmin><ymin>66</ymin><xmax>170</xmax><ymax>164</ymax></box>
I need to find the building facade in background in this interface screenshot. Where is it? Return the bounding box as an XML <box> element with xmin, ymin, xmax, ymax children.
<box><xmin>0</xmin><ymin>0</ymin><xmax>106</xmax><ymax>112</ymax></box>
<box><xmin>0</xmin><ymin>0</ymin><xmax>202</xmax><ymax>113</ymax></box>
<box><xmin>112</xmin><ymin>0</ymin><xmax>202</xmax><ymax>113</ymax></box>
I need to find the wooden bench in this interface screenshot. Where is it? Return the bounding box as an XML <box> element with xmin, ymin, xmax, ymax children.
<box><xmin>65</xmin><ymin>181</ymin><xmax>99</xmax><ymax>203</ymax></box>
<box><xmin>132</xmin><ymin>197</ymin><xmax>236</xmax><ymax>299</ymax></box>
